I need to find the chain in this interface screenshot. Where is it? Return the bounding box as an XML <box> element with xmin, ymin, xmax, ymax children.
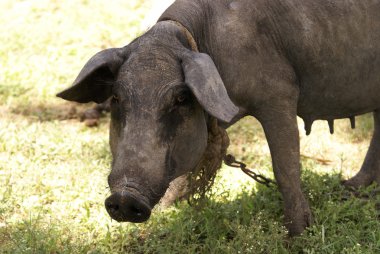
<box><xmin>224</xmin><ymin>154</ymin><xmax>277</xmax><ymax>188</ymax></box>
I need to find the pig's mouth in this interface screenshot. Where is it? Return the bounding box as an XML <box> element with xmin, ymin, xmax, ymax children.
<box><xmin>105</xmin><ymin>188</ymin><xmax>152</xmax><ymax>223</ymax></box>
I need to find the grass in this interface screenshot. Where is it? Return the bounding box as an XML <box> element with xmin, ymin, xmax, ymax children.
<box><xmin>1</xmin><ymin>0</ymin><xmax>380</xmax><ymax>253</ymax></box>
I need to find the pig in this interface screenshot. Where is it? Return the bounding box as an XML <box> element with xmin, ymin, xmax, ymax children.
<box><xmin>57</xmin><ymin>0</ymin><xmax>380</xmax><ymax>235</ymax></box>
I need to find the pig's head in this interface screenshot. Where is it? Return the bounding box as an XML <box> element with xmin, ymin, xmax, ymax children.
<box><xmin>57</xmin><ymin>22</ymin><xmax>238</xmax><ymax>223</ymax></box>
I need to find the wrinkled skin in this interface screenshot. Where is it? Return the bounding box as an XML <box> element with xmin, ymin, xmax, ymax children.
<box><xmin>58</xmin><ymin>0</ymin><xmax>380</xmax><ymax>236</ymax></box>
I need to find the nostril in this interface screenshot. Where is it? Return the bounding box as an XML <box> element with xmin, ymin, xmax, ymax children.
<box><xmin>105</xmin><ymin>196</ymin><xmax>120</xmax><ymax>214</ymax></box>
<box><xmin>106</xmin><ymin>202</ymin><xmax>119</xmax><ymax>212</ymax></box>
<box><xmin>129</xmin><ymin>205</ymin><xmax>143</xmax><ymax>217</ymax></box>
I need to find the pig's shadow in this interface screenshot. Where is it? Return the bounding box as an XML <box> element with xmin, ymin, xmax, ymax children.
<box><xmin>8</xmin><ymin>101</ymin><xmax>97</xmax><ymax>122</ymax></box>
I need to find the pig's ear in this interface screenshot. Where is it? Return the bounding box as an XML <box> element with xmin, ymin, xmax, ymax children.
<box><xmin>57</xmin><ymin>48</ymin><xmax>125</xmax><ymax>103</ymax></box>
<box><xmin>182</xmin><ymin>53</ymin><xmax>239</xmax><ymax>123</ymax></box>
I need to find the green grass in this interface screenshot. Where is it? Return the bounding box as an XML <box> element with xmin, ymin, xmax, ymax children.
<box><xmin>1</xmin><ymin>1</ymin><xmax>380</xmax><ymax>253</ymax></box>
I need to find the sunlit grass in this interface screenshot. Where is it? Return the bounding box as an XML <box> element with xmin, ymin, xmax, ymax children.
<box><xmin>1</xmin><ymin>0</ymin><xmax>380</xmax><ymax>253</ymax></box>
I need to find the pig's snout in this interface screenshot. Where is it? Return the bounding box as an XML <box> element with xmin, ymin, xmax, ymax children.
<box><xmin>105</xmin><ymin>192</ymin><xmax>151</xmax><ymax>223</ymax></box>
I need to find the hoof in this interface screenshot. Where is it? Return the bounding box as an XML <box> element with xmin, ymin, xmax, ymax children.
<box><xmin>287</xmin><ymin>213</ymin><xmax>313</xmax><ymax>237</ymax></box>
<box><xmin>285</xmin><ymin>200</ymin><xmax>313</xmax><ymax>237</ymax></box>
<box><xmin>342</xmin><ymin>171</ymin><xmax>378</xmax><ymax>189</ymax></box>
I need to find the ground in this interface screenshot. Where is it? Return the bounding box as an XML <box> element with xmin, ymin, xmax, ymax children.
<box><xmin>1</xmin><ymin>0</ymin><xmax>380</xmax><ymax>253</ymax></box>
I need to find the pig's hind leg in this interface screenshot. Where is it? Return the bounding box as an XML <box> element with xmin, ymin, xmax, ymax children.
<box><xmin>344</xmin><ymin>110</ymin><xmax>380</xmax><ymax>188</ymax></box>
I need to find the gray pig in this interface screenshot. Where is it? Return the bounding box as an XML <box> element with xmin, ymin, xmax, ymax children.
<box><xmin>57</xmin><ymin>0</ymin><xmax>380</xmax><ymax>236</ymax></box>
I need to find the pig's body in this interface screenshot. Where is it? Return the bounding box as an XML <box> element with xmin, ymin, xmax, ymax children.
<box><xmin>161</xmin><ymin>0</ymin><xmax>380</xmax><ymax>125</ymax></box>
<box><xmin>58</xmin><ymin>0</ymin><xmax>380</xmax><ymax>235</ymax></box>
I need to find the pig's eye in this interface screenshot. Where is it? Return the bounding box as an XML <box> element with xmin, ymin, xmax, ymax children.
<box><xmin>177</xmin><ymin>95</ymin><xmax>186</xmax><ymax>103</ymax></box>
<box><xmin>175</xmin><ymin>91</ymin><xmax>191</xmax><ymax>106</ymax></box>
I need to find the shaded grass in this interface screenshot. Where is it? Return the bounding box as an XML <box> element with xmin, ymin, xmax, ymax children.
<box><xmin>1</xmin><ymin>0</ymin><xmax>380</xmax><ymax>253</ymax></box>
<box><xmin>91</xmin><ymin>170</ymin><xmax>380</xmax><ymax>254</ymax></box>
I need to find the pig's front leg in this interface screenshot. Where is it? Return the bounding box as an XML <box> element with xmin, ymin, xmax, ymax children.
<box><xmin>256</xmin><ymin>105</ymin><xmax>312</xmax><ymax>236</ymax></box>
